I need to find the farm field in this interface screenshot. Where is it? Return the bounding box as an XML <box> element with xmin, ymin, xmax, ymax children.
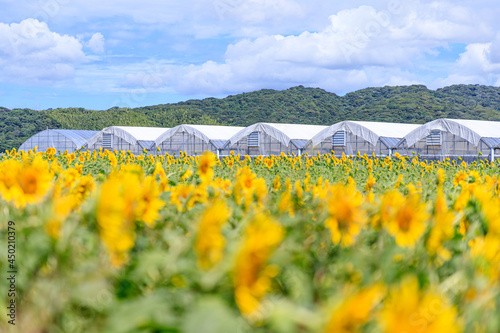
<box><xmin>1</xmin><ymin>148</ymin><xmax>500</xmax><ymax>332</ymax></box>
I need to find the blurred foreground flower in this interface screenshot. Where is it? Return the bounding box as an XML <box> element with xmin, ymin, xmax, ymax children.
<box><xmin>97</xmin><ymin>171</ymin><xmax>164</xmax><ymax>267</ymax></box>
<box><xmin>198</xmin><ymin>151</ymin><xmax>216</xmax><ymax>183</ymax></box>
<box><xmin>195</xmin><ymin>200</ymin><xmax>231</xmax><ymax>270</ymax></box>
<box><xmin>0</xmin><ymin>156</ymin><xmax>52</xmax><ymax>207</ymax></box>
<box><xmin>384</xmin><ymin>192</ymin><xmax>429</xmax><ymax>247</ymax></box>
<box><xmin>324</xmin><ymin>284</ymin><xmax>384</xmax><ymax>333</ymax></box>
<box><xmin>379</xmin><ymin>277</ymin><xmax>461</xmax><ymax>333</ymax></box>
<box><xmin>234</xmin><ymin>213</ymin><xmax>283</xmax><ymax>317</ymax></box>
<box><xmin>325</xmin><ymin>184</ymin><xmax>367</xmax><ymax>247</ymax></box>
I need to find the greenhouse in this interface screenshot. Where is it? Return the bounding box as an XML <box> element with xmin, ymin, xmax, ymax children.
<box><xmin>18</xmin><ymin>118</ymin><xmax>500</xmax><ymax>159</ymax></box>
<box><xmin>225</xmin><ymin>123</ymin><xmax>327</xmax><ymax>156</ymax></box>
<box><xmin>19</xmin><ymin>129</ymin><xmax>99</xmax><ymax>153</ymax></box>
<box><xmin>396</xmin><ymin>118</ymin><xmax>500</xmax><ymax>162</ymax></box>
<box><xmin>155</xmin><ymin>124</ymin><xmax>244</xmax><ymax>156</ymax></box>
<box><xmin>85</xmin><ymin>126</ymin><xmax>170</xmax><ymax>154</ymax></box>
<box><xmin>304</xmin><ymin>121</ymin><xmax>420</xmax><ymax>156</ymax></box>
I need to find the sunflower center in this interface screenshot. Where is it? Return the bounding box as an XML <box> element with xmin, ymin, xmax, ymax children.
<box><xmin>21</xmin><ymin>174</ymin><xmax>38</xmax><ymax>194</ymax></box>
<box><xmin>396</xmin><ymin>207</ymin><xmax>413</xmax><ymax>232</ymax></box>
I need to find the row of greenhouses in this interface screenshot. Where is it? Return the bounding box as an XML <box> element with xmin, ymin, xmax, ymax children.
<box><xmin>18</xmin><ymin>119</ymin><xmax>500</xmax><ymax>161</ymax></box>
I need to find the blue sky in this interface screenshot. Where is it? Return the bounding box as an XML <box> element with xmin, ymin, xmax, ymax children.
<box><xmin>1</xmin><ymin>0</ymin><xmax>500</xmax><ymax>110</ymax></box>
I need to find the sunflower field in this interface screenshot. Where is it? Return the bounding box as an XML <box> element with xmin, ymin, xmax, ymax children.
<box><xmin>1</xmin><ymin>148</ymin><xmax>500</xmax><ymax>332</ymax></box>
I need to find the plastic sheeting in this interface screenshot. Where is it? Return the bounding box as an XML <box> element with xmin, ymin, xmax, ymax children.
<box><xmin>137</xmin><ymin>140</ymin><xmax>155</xmax><ymax>150</ymax></box>
<box><xmin>483</xmin><ymin>138</ymin><xmax>500</xmax><ymax>148</ymax></box>
<box><xmin>229</xmin><ymin>123</ymin><xmax>327</xmax><ymax>147</ymax></box>
<box><xmin>290</xmin><ymin>139</ymin><xmax>308</xmax><ymax>149</ymax></box>
<box><xmin>402</xmin><ymin>119</ymin><xmax>500</xmax><ymax>148</ymax></box>
<box><xmin>211</xmin><ymin>140</ymin><xmax>229</xmax><ymax>149</ymax></box>
<box><xmin>308</xmin><ymin>121</ymin><xmax>420</xmax><ymax>148</ymax></box>
<box><xmin>379</xmin><ymin>137</ymin><xmax>400</xmax><ymax>149</ymax></box>
<box><xmin>19</xmin><ymin>129</ymin><xmax>99</xmax><ymax>152</ymax></box>
<box><xmin>86</xmin><ymin>126</ymin><xmax>170</xmax><ymax>148</ymax></box>
<box><xmin>155</xmin><ymin>125</ymin><xmax>244</xmax><ymax>146</ymax></box>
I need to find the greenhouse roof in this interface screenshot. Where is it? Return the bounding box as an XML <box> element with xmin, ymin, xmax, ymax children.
<box><xmin>402</xmin><ymin>119</ymin><xmax>500</xmax><ymax>148</ymax></box>
<box><xmin>155</xmin><ymin>124</ymin><xmax>244</xmax><ymax>146</ymax></box>
<box><xmin>229</xmin><ymin>123</ymin><xmax>327</xmax><ymax>147</ymax></box>
<box><xmin>86</xmin><ymin>126</ymin><xmax>170</xmax><ymax>147</ymax></box>
<box><xmin>483</xmin><ymin>138</ymin><xmax>500</xmax><ymax>148</ymax></box>
<box><xmin>137</xmin><ymin>140</ymin><xmax>155</xmax><ymax>150</ymax></box>
<box><xmin>53</xmin><ymin>129</ymin><xmax>99</xmax><ymax>148</ymax></box>
<box><xmin>211</xmin><ymin>139</ymin><xmax>229</xmax><ymax>150</ymax></box>
<box><xmin>290</xmin><ymin>139</ymin><xmax>309</xmax><ymax>149</ymax></box>
<box><xmin>379</xmin><ymin>137</ymin><xmax>400</xmax><ymax>149</ymax></box>
<box><xmin>19</xmin><ymin>129</ymin><xmax>99</xmax><ymax>150</ymax></box>
<box><xmin>308</xmin><ymin>121</ymin><xmax>420</xmax><ymax>148</ymax></box>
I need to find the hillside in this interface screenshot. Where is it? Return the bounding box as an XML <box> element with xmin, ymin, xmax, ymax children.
<box><xmin>2</xmin><ymin>84</ymin><xmax>500</xmax><ymax>151</ymax></box>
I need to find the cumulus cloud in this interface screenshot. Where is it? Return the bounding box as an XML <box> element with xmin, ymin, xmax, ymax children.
<box><xmin>115</xmin><ymin>2</ymin><xmax>490</xmax><ymax>95</ymax></box>
<box><xmin>429</xmin><ymin>33</ymin><xmax>500</xmax><ymax>88</ymax></box>
<box><xmin>86</xmin><ymin>32</ymin><xmax>105</xmax><ymax>54</ymax></box>
<box><xmin>0</xmin><ymin>0</ymin><xmax>354</xmax><ymax>40</ymax></box>
<box><xmin>7</xmin><ymin>1</ymin><xmax>499</xmax><ymax>100</ymax></box>
<box><xmin>445</xmin><ymin>33</ymin><xmax>500</xmax><ymax>75</ymax></box>
<box><xmin>0</xmin><ymin>19</ymin><xmax>86</xmax><ymax>83</ymax></box>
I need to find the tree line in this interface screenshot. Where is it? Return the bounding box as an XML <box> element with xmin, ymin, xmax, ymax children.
<box><xmin>2</xmin><ymin>84</ymin><xmax>500</xmax><ymax>152</ymax></box>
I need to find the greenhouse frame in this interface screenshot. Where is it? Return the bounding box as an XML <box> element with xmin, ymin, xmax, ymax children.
<box><xmin>85</xmin><ymin>126</ymin><xmax>170</xmax><ymax>154</ymax></box>
<box><xmin>396</xmin><ymin>118</ymin><xmax>500</xmax><ymax>162</ymax></box>
<box><xmin>17</xmin><ymin>118</ymin><xmax>500</xmax><ymax>160</ymax></box>
<box><xmin>154</xmin><ymin>124</ymin><xmax>244</xmax><ymax>156</ymax></box>
<box><xmin>225</xmin><ymin>123</ymin><xmax>327</xmax><ymax>156</ymax></box>
<box><xmin>304</xmin><ymin>121</ymin><xmax>420</xmax><ymax>156</ymax></box>
<box><xmin>19</xmin><ymin>129</ymin><xmax>99</xmax><ymax>153</ymax></box>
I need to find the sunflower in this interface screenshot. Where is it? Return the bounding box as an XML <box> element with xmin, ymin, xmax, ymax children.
<box><xmin>198</xmin><ymin>151</ymin><xmax>215</xmax><ymax>183</ymax></box>
<box><xmin>324</xmin><ymin>285</ymin><xmax>384</xmax><ymax>333</ymax></box>
<box><xmin>272</xmin><ymin>175</ymin><xmax>281</xmax><ymax>191</ymax></box>
<box><xmin>365</xmin><ymin>173</ymin><xmax>376</xmax><ymax>192</ymax></box>
<box><xmin>45</xmin><ymin>186</ymin><xmax>78</xmax><ymax>239</ymax></box>
<box><xmin>0</xmin><ymin>156</ymin><xmax>53</xmax><ymax>208</ymax></box>
<box><xmin>96</xmin><ymin>176</ymin><xmax>135</xmax><ymax>268</ymax></box>
<box><xmin>169</xmin><ymin>183</ymin><xmax>195</xmax><ymax>211</ymax></box>
<box><xmin>195</xmin><ymin>200</ymin><xmax>230</xmax><ymax>270</ymax></box>
<box><xmin>426</xmin><ymin>189</ymin><xmax>455</xmax><ymax>261</ymax></box>
<box><xmin>379</xmin><ymin>277</ymin><xmax>461</xmax><ymax>333</ymax></box>
<box><xmin>263</xmin><ymin>157</ymin><xmax>274</xmax><ymax>169</ymax></box>
<box><xmin>136</xmin><ymin>175</ymin><xmax>165</xmax><ymax>227</ymax></box>
<box><xmin>325</xmin><ymin>184</ymin><xmax>367</xmax><ymax>247</ymax></box>
<box><xmin>233</xmin><ymin>213</ymin><xmax>283</xmax><ymax>317</ymax></box>
<box><xmin>384</xmin><ymin>193</ymin><xmax>428</xmax><ymax>247</ymax></box>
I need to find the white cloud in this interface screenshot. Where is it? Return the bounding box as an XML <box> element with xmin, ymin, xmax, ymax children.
<box><xmin>86</xmin><ymin>32</ymin><xmax>105</xmax><ymax>54</ymax></box>
<box><xmin>456</xmin><ymin>43</ymin><xmax>493</xmax><ymax>73</ymax></box>
<box><xmin>0</xmin><ymin>19</ymin><xmax>86</xmax><ymax>83</ymax></box>
<box><xmin>452</xmin><ymin>39</ymin><xmax>500</xmax><ymax>77</ymax></box>
<box><xmin>1</xmin><ymin>1</ymin><xmax>497</xmax><ymax>42</ymax></box>
<box><xmin>0</xmin><ymin>0</ymin><xmax>374</xmax><ymax>39</ymax></box>
<box><xmin>5</xmin><ymin>1</ymin><xmax>500</xmax><ymax>101</ymax></box>
<box><xmin>431</xmin><ymin>36</ymin><xmax>500</xmax><ymax>88</ymax></box>
<box><xmin>430</xmin><ymin>74</ymin><xmax>490</xmax><ymax>89</ymax></box>
<box><xmin>486</xmin><ymin>34</ymin><xmax>500</xmax><ymax>64</ymax></box>
<box><xmin>112</xmin><ymin>2</ymin><xmax>492</xmax><ymax>95</ymax></box>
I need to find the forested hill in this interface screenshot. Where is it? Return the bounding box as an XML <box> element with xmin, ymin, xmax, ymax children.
<box><xmin>3</xmin><ymin>84</ymin><xmax>500</xmax><ymax>151</ymax></box>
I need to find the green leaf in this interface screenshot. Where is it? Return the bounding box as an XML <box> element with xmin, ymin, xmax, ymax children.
<box><xmin>182</xmin><ymin>298</ymin><xmax>239</xmax><ymax>333</ymax></box>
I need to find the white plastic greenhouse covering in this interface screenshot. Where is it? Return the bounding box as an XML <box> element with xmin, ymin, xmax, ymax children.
<box><xmin>305</xmin><ymin>121</ymin><xmax>420</xmax><ymax>156</ymax></box>
<box><xmin>86</xmin><ymin>126</ymin><xmax>170</xmax><ymax>154</ymax></box>
<box><xmin>230</xmin><ymin>123</ymin><xmax>328</xmax><ymax>146</ymax></box>
<box><xmin>154</xmin><ymin>124</ymin><xmax>244</xmax><ymax>156</ymax></box>
<box><xmin>398</xmin><ymin>119</ymin><xmax>500</xmax><ymax>162</ymax></box>
<box><xmin>19</xmin><ymin>118</ymin><xmax>500</xmax><ymax>159</ymax></box>
<box><xmin>226</xmin><ymin>123</ymin><xmax>328</xmax><ymax>156</ymax></box>
<box><xmin>19</xmin><ymin>129</ymin><xmax>99</xmax><ymax>153</ymax></box>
